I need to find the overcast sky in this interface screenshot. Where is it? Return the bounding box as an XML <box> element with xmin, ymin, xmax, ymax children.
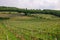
<box><xmin>0</xmin><ymin>0</ymin><xmax>60</xmax><ymax>10</ymax></box>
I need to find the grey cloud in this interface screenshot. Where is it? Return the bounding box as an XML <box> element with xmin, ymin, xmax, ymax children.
<box><xmin>0</xmin><ymin>0</ymin><xmax>60</xmax><ymax>10</ymax></box>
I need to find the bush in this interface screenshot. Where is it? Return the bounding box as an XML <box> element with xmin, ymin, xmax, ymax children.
<box><xmin>0</xmin><ymin>17</ymin><xmax>10</xmax><ymax>20</ymax></box>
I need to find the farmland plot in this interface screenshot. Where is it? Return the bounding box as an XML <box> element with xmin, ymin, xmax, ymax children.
<box><xmin>0</xmin><ymin>6</ymin><xmax>60</xmax><ymax>40</ymax></box>
<box><xmin>2</xmin><ymin>14</ymin><xmax>60</xmax><ymax>40</ymax></box>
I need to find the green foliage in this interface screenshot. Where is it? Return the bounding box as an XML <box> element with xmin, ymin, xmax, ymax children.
<box><xmin>0</xmin><ymin>6</ymin><xmax>60</xmax><ymax>17</ymax></box>
<box><xmin>42</xmin><ymin>9</ymin><xmax>60</xmax><ymax>17</ymax></box>
<box><xmin>0</xmin><ymin>17</ymin><xmax>10</xmax><ymax>20</ymax></box>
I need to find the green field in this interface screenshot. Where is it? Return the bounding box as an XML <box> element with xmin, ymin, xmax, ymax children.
<box><xmin>0</xmin><ymin>14</ymin><xmax>60</xmax><ymax>40</ymax></box>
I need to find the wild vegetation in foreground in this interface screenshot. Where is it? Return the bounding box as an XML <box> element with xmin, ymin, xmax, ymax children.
<box><xmin>0</xmin><ymin>13</ymin><xmax>60</xmax><ymax>40</ymax></box>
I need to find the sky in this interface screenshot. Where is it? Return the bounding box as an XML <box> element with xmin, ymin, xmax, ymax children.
<box><xmin>0</xmin><ymin>0</ymin><xmax>60</xmax><ymax>10</ymax></box>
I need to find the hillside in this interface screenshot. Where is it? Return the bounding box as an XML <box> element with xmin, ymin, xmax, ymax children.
<box><xmin>0</xmin><ymin>13</ymin><xmax>60</xmax><ymax>40</ymax></box>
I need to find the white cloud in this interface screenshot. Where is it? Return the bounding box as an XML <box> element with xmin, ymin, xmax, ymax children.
<box><xmin>0</xmin><ymin>0</ymin><xmax>60</xmax><ymax>10</ymax></box>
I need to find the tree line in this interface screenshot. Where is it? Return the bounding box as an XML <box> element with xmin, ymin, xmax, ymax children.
<box><xmin>0</xmin><ymin>6</ymin><xmax>60</xmax><ymax>17</ymax></box>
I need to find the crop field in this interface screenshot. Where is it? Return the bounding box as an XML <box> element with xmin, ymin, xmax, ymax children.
<box><xmin>0</xmin><ymin>14</ymin><xmax>60</xmax><ymax>40</ymax></box>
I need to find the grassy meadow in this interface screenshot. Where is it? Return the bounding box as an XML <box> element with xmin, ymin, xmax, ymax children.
<box><xmin>0</xmin><ymin>13</ymin><xmax>60</xmax><ymax>40</ymax></box>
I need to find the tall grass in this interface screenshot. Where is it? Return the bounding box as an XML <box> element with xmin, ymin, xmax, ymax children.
<box><xmin>2</xmin><ymin>14</ymin><xmax>60</xmax><ymax>40</ymax></box>
<box><xmin>0</xmin><ymin>13</ymin><xmax>60</xmax><ymax>40</ymax></box>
